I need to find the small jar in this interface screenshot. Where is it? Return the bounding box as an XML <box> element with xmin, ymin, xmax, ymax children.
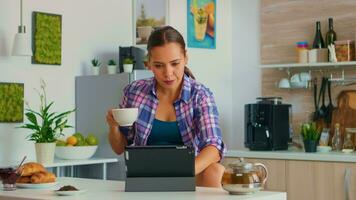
<box><xmin>342</xmin><ymin>132</ymin><xmax>354</xmax><ymax>152</ymax></box>
<box><xmin>343</xmin><ymin>128</ymin><xmax>356</xmax><ymax>153</ymax></box>
<box><xmin>334</xmin><ymin>40</ymin><xmax>355</xmax><ymax>62</ymax></box>
<box><xmin>296</xmin><ymin>41</ymin><xmax>309</xmax><ymax>63</ymax></box>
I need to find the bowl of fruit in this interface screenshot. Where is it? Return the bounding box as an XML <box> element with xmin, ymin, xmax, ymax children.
<box><xmin>55</xmin><ymin>133</ymin><xmax>99</xmax><ymax>160</ymax></box>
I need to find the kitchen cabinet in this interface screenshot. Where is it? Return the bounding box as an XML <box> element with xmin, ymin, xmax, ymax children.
<box><xmin>287</xmin><ymin>160</ymin><xmax>356</xmax><ymax>200</ymax></box>
<box><xmin>334</xmin><ymin>163</ymin><xmax>356</xmax><ymax>200</ymax></box>
<box><xmin>286</xmin><ymin>161</ymin><xmax>333</xmax><ymax>200</ymax></box>
<box><xmin>286</xmin><ymin>161</ymin><xmax>356</xmax><ymax>200</ymax></box>
<box><xmin>223</xmin><ymin>158</ymin><xmax>286</xmax><ymax>192</ymax></box>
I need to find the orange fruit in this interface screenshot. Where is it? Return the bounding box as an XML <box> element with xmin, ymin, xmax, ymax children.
<box><xmin>66</xmin><ymin>144</ymin><xmax>74</xmax><ymax>147</ymax></box>
<box><xmin>66</xmin><ymin>136</ymin><xmax>77</xmax><ymax>146</ymax></box>
<box><xmin>205</xmin><ymin>2</ymin><xmax>214</xmax><ymax>14</ymax></box>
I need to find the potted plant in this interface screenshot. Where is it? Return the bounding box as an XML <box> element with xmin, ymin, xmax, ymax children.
<box><xmin>91</xmin><ymin>58</ymin><xmax>101</xmax><ymax>75</ymax></box>
<box><xmin>123</xmin><ymin>57</ymin><xmax>134</xmax><ymax>73</ymax></box>
<box><xmin>301</xmin><ymin>122</ymin><xmax>321</xmax><ymax>152</ymax></box>
<box><xmin>107</xmin><ymin>59</ymin><xmax>117</xmax><ymax>75</ymax></box>
<box><xmin>19</xmin><ymin>80</ymin><xmax>75</xmax><ymax>164</ymax></box>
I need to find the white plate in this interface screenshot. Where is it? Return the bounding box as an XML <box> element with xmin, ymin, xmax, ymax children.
<box><xmin>55</xmin><ymin>190</ymin><xmax>86</xmax><ymax>196</ymax></box>
<box><xmin>16</xmin><ymin>182</ymin><xmax>57</xmax><ymax>189</ymax></box>
<box><xmin>342</xmin><ymin>149</ymin><xmax>354</xmax><ymax>153</ymax></box>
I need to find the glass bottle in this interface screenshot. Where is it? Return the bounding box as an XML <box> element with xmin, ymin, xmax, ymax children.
<box><xmin>332</xmin><ymin>123</ymin><xmax>342</xmax><ymax>151</ymax></box>
<box><xmin>325</xmin><ymin>18</ymin><xmax>337</xmax><ymax>61</ymax></box>
<box><xmin>312</xmin><ymin>21</ymin><xmax>325</xmax><ymax>49</ymax></box>
<box><xmin>342</xmin><ymin>131</ymin><xmax>354</xmax><ymax>152</ymax></box>
<box><xmin>325</xmin><ymin>18</ymin><xmax>337</xmax><ymax>46</ymax></box>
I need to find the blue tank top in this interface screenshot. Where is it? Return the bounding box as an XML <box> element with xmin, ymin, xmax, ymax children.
<box><xmin>147</xmin><ymin>119</ymin><xmax>183</xmax><ymax>145</ymax></box>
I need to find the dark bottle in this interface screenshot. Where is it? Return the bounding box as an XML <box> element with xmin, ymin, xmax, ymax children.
<box><xmin>325</xmin><ymin>18</ymin><xmax>337</xmax><ymax>61</ymax></box>
<box><xmin>326</xmin><ymin>18</ymin><xmax>337</xmax><ymax>46</ymax></box>
<box><xmin>312</xmin><ymin>21</ymin><xmax>325</xmax><ymax>49</ymax></box>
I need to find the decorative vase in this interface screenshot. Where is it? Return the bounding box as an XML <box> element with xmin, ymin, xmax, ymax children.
<box><xmin>107</xmin><ymin>65</ymin><xmax>117</xmax><ymax>74</ymax></box>
<box><xmin>92</xmin><ymin>67</ymin><xmax>100</xmax><ymax>75</ymax></box>
<box><xmin>303</xmin><ymin>140</ymin><xmax>317</xmax><ymax>152</ymax></box>
<box><xmin>35</xmin><ymin>143</ymin><xmax>56</xmax><ymax>164</ymax></box>
<box><xmin>123</xmin><ymin>64</ymin><xmax>133</xmax><ymax>73</ymax></box>
<box><xmin>137</xmin><ymin>26</ymin><xmax>153</xmax><ymax>42</ymax></box>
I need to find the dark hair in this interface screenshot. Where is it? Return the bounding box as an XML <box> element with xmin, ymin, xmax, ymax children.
<box><xmin>147</xmin><ymin>26</ymin><xmax>195</xmax><ymax>80</ymax></box>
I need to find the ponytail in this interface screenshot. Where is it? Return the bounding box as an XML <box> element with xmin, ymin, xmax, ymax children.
<box><xmin>184</xmin><ymin>66</ymin><xmax>195</xmax><ymax>80</ymax></box>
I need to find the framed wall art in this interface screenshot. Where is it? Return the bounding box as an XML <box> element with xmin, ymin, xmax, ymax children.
<box><xmin>0</xmin><ymin>82</ymin><xmax>24</xmax><ymax>123</ymax></box>
<box><xmin>32</xmin><ymin>12</ymin><xmax>62</xmax><ymax>65</ymax></box>
<box><xmin>133</xmin><ymin>0</ymin><xmax>169</xmax><ymax>46</ymax></box>
<box><xmin>187</xmin><ymin>0</ymin><xmax>216</xmax><ymax>49</ymax></box>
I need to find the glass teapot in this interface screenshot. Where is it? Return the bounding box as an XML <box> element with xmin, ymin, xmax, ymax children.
<box><xmin>222</xmin><ymin>158</ymin><xmax>268</xmax><ymax>186</ymax></box>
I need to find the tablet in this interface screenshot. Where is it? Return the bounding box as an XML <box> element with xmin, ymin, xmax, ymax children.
<box><xmin>124</xmin><ymin>145</ymin><xmax>195</xmax><ymax>177</ymax></box>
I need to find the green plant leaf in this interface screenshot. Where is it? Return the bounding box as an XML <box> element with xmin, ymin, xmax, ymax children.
<box><xmin>25</xmin><ymin>112</ymin><xmax>38</xmax><ymax>126</ymax></box>
<box><xmin>301</xmin><ymin>122</ymin><xmax>321</xmax><ymax>141</ymax></box>
<box><xmin>19</xmin><ymin>80</ymin><xmax>75</xmax><ymax>143</ymax></box>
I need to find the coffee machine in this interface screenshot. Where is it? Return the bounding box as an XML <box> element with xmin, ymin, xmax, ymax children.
<box><xmin>244</xmin><ymin>97</ymin><xmax>291</xmax><ymax>151</ymax></box>
<box><xmin>119</xmin><ymin>46</ymin><xmax>146</xmax><ymax>73</ymax></box>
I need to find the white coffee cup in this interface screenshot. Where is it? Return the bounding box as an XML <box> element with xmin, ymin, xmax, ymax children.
<box><xmin>112</xmin><ymin>108</ymin><xmax>138</xmax><ymax>126</ymax></box>
<box><xmin>278</xmin><ymin>78</ymin><xmax>290</xmax><ymax>89</ymax></box>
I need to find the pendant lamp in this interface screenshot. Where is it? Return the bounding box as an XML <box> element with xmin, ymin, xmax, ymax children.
<box><xmin>12</xmin><ymin>0</ymin><xmax>32</xmax><ymax>56</ymax></box>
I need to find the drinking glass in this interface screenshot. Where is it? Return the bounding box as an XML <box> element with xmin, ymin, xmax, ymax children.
<box><xmin>0</xmin><ymin>167</ymin><xmax>21</xmax><ymax>191</ymax></box>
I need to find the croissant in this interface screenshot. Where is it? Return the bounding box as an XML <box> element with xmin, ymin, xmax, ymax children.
<box><xmin>21</xmin><ymin>162</ymin><xmax>46</xmax><ymax>177</ymax></box>
<box><xmin>16</xmin><ymin>176</ymin><xmax>31</xmax><ymax>183</ymax></box>
<box><xmin>30</xmin><ymin>172</ymin><xmax>56</xmax><ymax>184</ymax></box>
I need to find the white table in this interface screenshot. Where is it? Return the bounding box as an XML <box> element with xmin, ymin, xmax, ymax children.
<box><xmin>43</xmin><ymin>158</ymin><xmax>118</xmax><ymax>180</ymax></box>
<box><xmin>0</xmin><ymin>177</ymin><xmax>287</xmax><ymax>200</ymax></box>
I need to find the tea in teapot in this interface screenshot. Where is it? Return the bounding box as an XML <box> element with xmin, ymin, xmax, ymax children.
<box><xmin>222</xmin><ymin>158</ymin><xmax>268</xmax><ymax>195</ymax></box>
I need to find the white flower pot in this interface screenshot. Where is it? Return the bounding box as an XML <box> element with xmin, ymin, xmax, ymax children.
<box><xmin>92</xmin><ymin>67</ymin><xmax>100</xmax><ymax>75</ymax></box>
<box><xmin>35</xmin><ymin>143</ymin><xmax>56</xmax><ymax>164</ymax></box>
<box><xmin>123</xmin><ymin>64</ymin><xmax>133</xmax><ymax>73</ymax></box>
<box><xmin>137</xmin><ymin>26</ymin><xmax>153</xmax><ymax>41</ymax></box>
<box><xmin>107</xmin><ymin>65</ymin><xmax>117</xmax><ymax>74</ymax></box>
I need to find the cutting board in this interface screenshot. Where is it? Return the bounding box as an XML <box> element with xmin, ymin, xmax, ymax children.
<box><xmin>330</xmin><ymin>90</ymin><xmax>356</xmax><ymax>143</ymax></box>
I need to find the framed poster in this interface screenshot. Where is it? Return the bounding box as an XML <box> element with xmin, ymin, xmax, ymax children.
<box><xmin>133</xmin><ymin>0</ymin><xmax>169</xmax><ymax>46</ymax></box>
<box><xmin>0</xmin><ymin>82</ymin><xmax>24</xmax><ymax>123</ymax></box>
<box><xmin>32</xmin><ymin>12</ymin><xmax>62</xmax><ymax>65</ymax></box>
<box><xmin>187</xmin><ymin>0</ymin><xmax>216</xmax><ymax>49</ymax></box>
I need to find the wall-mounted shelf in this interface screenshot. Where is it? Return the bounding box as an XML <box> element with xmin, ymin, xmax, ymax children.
<box><xmin>261</xmin><ymin>61</ymin><xmax>356</xmax><ymax>69</ymax></box>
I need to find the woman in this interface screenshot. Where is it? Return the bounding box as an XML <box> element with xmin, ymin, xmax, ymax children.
<box><xmin>106</xmin><ymin>26</ymin><xmax>226</xmax><ymax>187</ymax></box>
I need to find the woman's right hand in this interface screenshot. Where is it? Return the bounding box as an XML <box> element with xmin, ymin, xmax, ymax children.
<box><xmin>106</xmin><ymin>109</ymin><xmax>119</xmax><ymax>128</ymax></box>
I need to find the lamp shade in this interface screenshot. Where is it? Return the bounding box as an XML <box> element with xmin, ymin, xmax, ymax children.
<box><xmin>12</xmin><ymin>32</ymin><xmax>32</xmax><ymax>56</ymax></box>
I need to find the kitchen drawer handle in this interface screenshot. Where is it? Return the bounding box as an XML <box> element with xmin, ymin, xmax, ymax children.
<box><xmin>344</xmin><ymin>168</ymin><xmax>351</xmax><ymax>200</ymax></box>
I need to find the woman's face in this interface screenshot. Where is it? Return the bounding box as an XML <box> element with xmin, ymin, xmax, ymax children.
<box><xmin>147</xmin><ymin>42</ymin><xmax>187</xmax><ymax>91</ymax></box>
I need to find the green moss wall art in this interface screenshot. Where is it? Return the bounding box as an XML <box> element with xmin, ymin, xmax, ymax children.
<box><xmin>32</xmin><ymin>12</ymin><xmax>62</xmax><ymax>65</ymax></box>
<box><xmin>0</xmin><ymin>83</ymin><xmax>24</xmax><ymax>123</ymax></box>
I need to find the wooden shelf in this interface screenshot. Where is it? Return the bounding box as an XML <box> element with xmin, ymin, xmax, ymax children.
<box><xmin>261</xmin><ymin>61</ymin><xmax>356</xmax><ymax>68</ymax></box>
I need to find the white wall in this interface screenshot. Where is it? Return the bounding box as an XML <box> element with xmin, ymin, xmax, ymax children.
<box><xmin>0</xmin><ymin>0</ymin><xmax>133</xmax><ymax>163</ymax></box>
<box><xmin>231</xmin><ymin>0</ymin><xmax>261</xmax><ymax>149</ymax></box>
<box><xmin>0</xmin><ymin>0</ymin><xmax>258</xmax><ymax>164</ymax></box>
<box><xmin>169</xmin><ymin>0</ymin><xmax>233</xmax><ymax>151</ymax></box>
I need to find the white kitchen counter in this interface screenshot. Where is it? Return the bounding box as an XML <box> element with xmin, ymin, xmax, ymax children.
<box><xmin>226</xmin><ymin>149</ymin><xmax>356</xmax><ymax>163</ymax></box>
<box><xmin>0</xmin><ymin>177</ymin><xmax>286</xmax><ymax>200</ymax></box>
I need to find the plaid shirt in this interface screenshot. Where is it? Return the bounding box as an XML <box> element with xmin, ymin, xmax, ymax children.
<box><xmin>119</xmin><ymin>74</ymin><xmax>226</xmax><ymax>158</ymax></box>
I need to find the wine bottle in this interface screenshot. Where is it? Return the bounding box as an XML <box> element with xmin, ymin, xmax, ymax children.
<box><xmin>326</xmin><ymin>18</ymin><xmax>337</xmax><ymax>46</ymax></box>
<box><xmin>325</xmin><ymin>18</ymin><xmax>337</xmax><ymax>61</ymax></box>
<box><xmin>312</xmin><ymin>21</ymin><xmax>325</xmax><ymax>49</ymax></box>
